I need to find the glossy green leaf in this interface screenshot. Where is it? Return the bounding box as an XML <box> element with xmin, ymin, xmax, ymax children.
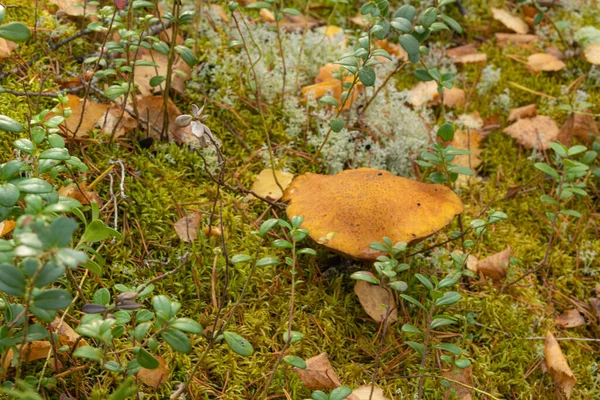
<box><xmin>161</xmin><ymin>328</ymin><xmax>191</xmax><ymax>353</ymax></box>
<box><xmin>0</xmin><ymin>22</ymin><xmax>31</xmax><ymax>42</ymax></box>
<box><xmin>223</xmin><ymin>331</ymin><xmax>253</xmax><ymax>357</ymax></box>
<box><xmin>136</xmin><ymin>348</ymin><xmax>159</xmax><ymax>369</ymax></box>
<box><xmin>284</xmin><ymin>355</ymin><xmax>306</xmax><ymax>369</ymax></box>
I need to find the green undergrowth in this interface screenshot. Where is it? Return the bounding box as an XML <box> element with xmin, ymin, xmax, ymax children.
<box><xmin>1</xmin><ymin>0</ymin><xmax>599</xmax><ymax>399</ymax></box>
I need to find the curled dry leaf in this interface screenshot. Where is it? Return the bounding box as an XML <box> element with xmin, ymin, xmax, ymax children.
<box><xmin>138</xmin><ymin>355</ymin><xmax>170</xmax><ymax>388</ymax></box>
<box><xmin>2</xmin><ymin>341</ymin><xmax>52</xmax><ymax>370</ymax></box>
<box><xmin>249</xmin><ymin>169</ymin><xmax>294</xmax><ymax>201</ymax></box>
<box><xmin>544</xmin><ymin>331</ymin><xmax>577</xmax><ymax>398</ymax></box>
<box><xmin>508</xmin><ymin>104</ymin><xmax>537</xmax><ymax>123</ymax></box>
<box><xmin>495</xmin><ymin>33</ymin><xmax>539</xmax><ymax>47</ymax></box>
<box><xmin>0</xmin><ymin>38</ymin><xmax>18</xmax><ymax>59</ymax></box>
<box><xmin>349</xmin><ymin>385</ymin><xmax>389</xmax><ymax>400</ymax></box>
<box><xmin>409</xmin><ymin>81</ymin><xmax>464</xmax><ymax>108</ymax></box>
<box><xmin>476</xmin><ymin>247</ymin><xmax>511</xmax><ymax>281</ymax></box>
<box><xmin>58</xmin><ymin>182</ymin><xmax>103</xmax><ymax>207</ymax></box>
<box><xmin>301</xmin><ymin>64</ymin><xmax>362</xmax><ymax>110</ymax></box>
<box><xmin>442</xmin><ymin>365</ymin><xmax>473</xmax><ymax>400</ymax></box>
<box><xmin>555</xmin><ymin>309</ymin><xmax>586</xmax><ymax>328</ymax></box>
<box><xmin>174</xmin><ymin>213</ymin><xmax>201</xmax><ymax>243</ymax></box>
<box><xmin>51</xmin><ymin>317</ymin><xmax>88</xmax><ymax>348</ymax></box>
<box><xmin>56</xmin><ymin>95</ymin><xmax>109</xmax><ymax>138</ymax></box>
<box><xmin>353</xmin><ymin>280</ymin><xmax>398</xmax><ymax>323</ymax></box>
<box><xmin>49</xmin><ymin>0</ymin><xmax>97</xmax><ymax>16</ymax></box>
<box><xmin>503</xmin><ymin>115</ymin><xmax>559</xmax><ymax>150</ymax></box>
<box><xmin>584</xmin><ymin>44</ymin><xmax>600</xmax><ymax>65</ymax></box>
<box><xmin>0</xmin><ymin>220</ymin><xmax>16</xmax><ymax>238</ymax></box>
<box><xmin>527</xmin><ymin>53</ymin><xmax>566</xmax><ymax>72</ymax></box>
<box><xmin>294</xmin><ymin>352</ymin><xmax>341</xmax><ymax>390</ymax></box>
<box><xmin>557</xmin><ymin>111</ymin><xmax>599</xmax><ymax>146</ymax></box>
<box><xmin>491</xmin><ymin>7</ymin><xmax>529</xmax><ymax>34</ymax></box>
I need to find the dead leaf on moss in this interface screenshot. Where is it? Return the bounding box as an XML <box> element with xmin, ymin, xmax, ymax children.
<box><xmin>134</xmin><ymin>95</ymin><xmax>192</xmax><ymax>142</ymax></box>
<box><xmin>451</xmin><ymin>129</ymin><xmax>483</xmax><ymax>171</ymax></box>
<box><xmin>302</xmin><ymin>64</ymin><xmax>362</xmax><ymax>110</ymax></box>
<box><xmin>464</xmin><ymin>253</ymin><xmax>479</xmax><ymax>273</ymax></box>
<box><xmin>0</xmin><ymin>220</ymin><xmax>16</xmax><ymax>238</ymax></box>
<box><xmin>555</xmin><ymin>309</ymin><xmax>585</xmax><ymax>328</ymax></box>
<box><xmin>209</xmin><ymin>4</ymin><xmax>229</xmax><ymax>22</ymax></box>
<box><xmin>457</xmin><ymin>112</ymin><xmax>483</xmax><ymax>130</ymax></box>
<box><xmin>279</xmin><ymin>14</ymin><xmax>318</xmax><ymax>32</ymax></box>
<box><xmin>508</xmin><ymin>104</ymin><xmax>537</xmax><ymax>122</ymax></box>
<box><xmin>545</xmin><ymin>46</ymin><xmax>564</xmax><ymax>61</ymax></box>
<box><xmin>589</xmin><ymin>297</ymin><xmax>600</xmax><ymax>318</ymax></box>
<box><xmin>51</xmin><ymin>317</ymin><xmax>88</xmax><ymax>348</ymax></box>
<box><xmin>354</xmin><ymin>280</ymin><xmax>398</xmax><ymax>323</ymax></box>
<box><xmin>133</xmin><ymin>48</ymin><xmax>191</xmax><ymax>96</ymax></box>
<box><xmin>453</xmin><ymin>53</ymin><xmax>487</xmax><ymax>65</ymax></box>
<box><xmin>349</xmin><ymin>385</ymin><xmax>389</xmax><ymax>400</ymax></box>
<box><xmin>409</xmin><ymin>81</ymin><xmax>464</xmax><ymax>108</ymax></box>
<box><xmin>0</xmin><ymin>38</ymin><xmax>18</xmax><ymax>58</ymax></box>
<box><xmin>584</xmin><ymin>44</ymin><xmax>600</xmax><ymax>65</ymax></box>
<box><xmin>50</xmin><ymin>0</ymin><xmax>97</xmax><ymax>16</ymax></box>
<box><xmin>58</xmin><ymin>182</ymin><xmax>103</xmax><ymax>207</ymax></box>
<box><xmin>557</xmin><ymin>111</ymin><xmax>599</xmax><ymax>146</ymax></box>
<box><xmin>495</xmin><ymin>33</ymin><xmax>539</xmax><ymax>47</ymax></box>
<box><xmin>527</xmin><ymin>53</ymin><xmax>566</xmax><ymax>72</ymax></box>
<box><xmin>447</xmin><ymin>44</ymin><xmax>477</xmax><ymax>58</ymax></box>
<box><xmin>3</xmin><ymin>341</ymin><xmax>52</xmax><ymax>370</ymax></box>
<box><xmin>249</xmin><ymin>169</ymin><xmax>294</xmax><ymax>201</ymax></box>
<box><xmin>442</xmin><ymin>365</ymin><xmax>473</xmax><ymax>400</ymax></box>
<box><xmin>544</xmin><ymin>331</ymin><xmax>577</xmax><ymax>398</ymax></box>
<box><xmin>503</xmin><ymin>115</ymin><xmax>559</xmax><ymax>149</ymax></box>
<box><xmin>491</xmin><ymin>7</ymin><xmax>529</xmax><ymax>34</ymax></box>
<box><xmin>476</xmin><ymin>247</ymin><xmax>511</xmax><ymax>281</ymax></box>
<box><xmin>203</xmin><ymin>226</ymin><xmax>225</xmax><ymax>238</ymax></box>
<box><xmin>56</xmin><ymin>95</ymin><xmax>109</xmax><ymax>138</ymax></box>
<box><xmin>138</xmin><ymin>355</ymin><xmax>170</xmax><ymax>388</ymax></box>
<box><xmin>100</xmin><ymin>105</ymin><xmax>138</xmax><ymax>138</ymax></box>
<box><xmin>174</xmin><ymin>213</ymin><xmax>201</xmax><ymax>242</ymax></box>
<box><xmin>294</xmin><ymin>353</ymin><xmax>341</xmax><ymax>390</ymax></box>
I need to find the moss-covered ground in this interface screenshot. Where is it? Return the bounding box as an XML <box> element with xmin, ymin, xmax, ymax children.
<box><xmin>1</xmin><ymin>0</ymin><xmax>600</xmax><ymax>399</ymax></box>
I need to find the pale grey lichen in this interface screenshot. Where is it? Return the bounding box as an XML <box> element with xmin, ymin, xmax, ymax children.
<box><xmin>477</xmin><ymin>65</ymin><xmax>502</xmax><ymax>95</ymax></box>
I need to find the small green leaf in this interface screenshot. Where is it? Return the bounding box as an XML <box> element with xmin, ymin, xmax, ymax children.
<box><xmin>231</xmin><ymin>254</ymin><xmax>253</xmax><ymax>264</ymax></box>
<box><xmin>136</xmin><ymin>348</ymin><xmax>159</xmax><ymax>369</ymax></box>
<box><xmin>406</xmin><ymin>341</ymin><xmax>425</xmax><ymax>357</ymax></box>
<box><xmin>330</xmin><ymin>386</ymin><xmax>352</xmax><ymax>400</ymax></box>
<box><xmin>401</xmin><ymin>323</ymin><xmax>422</xmax><ymax>334</ymax></box>
<box><xmin>0</xmin><ymin>263</ymin><xmax>26</xmax><ymax>296</ymax></box>
<box><xmin>0</xmin><ymin>115</ymin><xmax>23</xmax><ymax>132</ymax></box>
<box><xmin>358</xmin><ymin>66</ymin><xmax>376</xmax><ymax>86</ymax></box>
<box><xmin>439</xmin><ymin>14</ymin><xmax>462</xmax><ymax>33</ymax></box>
<box><xmin>149</xmin><ymin>75</ymin><xmax>166</xmax><ymax>87</ymax></box>
<box><xmin>435</xmin><ymin>291</ymin><xmax>462</xmax><ymax>306</ymax></box>
<box><xmin>430</xmin><ymin>317</ymin><xmax>456</xmax><ymax>329</ymax></box>
<box><xmin>170</xmin><ymin>318</ymin><xmax>203</xmax><ymax>334</ymax></box>
<box><xmin>161</xmin><ymin>328</ymin><xmax>191</xmax><ymax>353</ymax></box>
<box><xmin>256</xmin><ymin>257</ymin><xmax>279</xmax><ymax>267</ymax></box>
<box><xmin>245</xmin><ymin>1</ymin><xmax>271</xmax><ymax>8</ymax></box>
<box><xmin>283</xmin><ymin>330</ymin><xmax>304</xmax><ymax>344</ymax></box>
<box><xmin>350</xmin><ymin>271</ymin><xmax>380</xmax><ymax>285</ymax></box>
<box><xmin>435</xmin><ymin>342</ymin><xmax>462</xmax><ymax>355</ymax></box>
<box><xmin>399</xmin><ymin>34</ymin><xmax>420</xmax><ymax>60</ymax></box>
<box><xmin>223</xmin><ymin>331</ymin><xmax>254</xmax><ymax>357</ymax></box>
<box><xmin>330</xmin><ymin>117</ymin><xmax>344</xmax><ymax>133</ymax></box>
<box><xmin>33</xmin><ymin>289</ymin><xmax>73</xmax><ymax>310</ymax></box>
<box><xmin>0</xmin><ymin>183</ymin><xmax>19</xmax><ymax>207</ymax></box>
<box><xmin>284</xmin><ymin>355</ymin><xmax>306</xmax><ymax>369</ymax></box>
<box><xmin>437</xmin><ymin>122</ymin><xmax>454</xmax><ymax>141</ymax></box>
<box><xmin>415</xmin><ymin>273</ymin><xmax>434</xmax><ymax>290</ymax></box>
<box><xmin>534</xmin><ymin>163</ymin><xmax>560</xmax><ymax>179</ymax></box>
<box><xmin>455</xmin><ymin>358</ymin><xmax>471</xmax><ymax>368</ymax></box>
<box><xmin>400</xmin><ymin>294</ymin><xmax>427</xmax><ymax>311</ymax></box>
<box><xmin>15</xmin><ymin>178</ymin><xmax>53</xmax><ymax>194</ymax></box>
<box><xmin>73</xmin><ymin>346</ymin><xmax>103</xmax><ymax>361</ymax></box>
<box><xmin>0</xmin><ymin>22</ymin><xmax>31</xmax><ymax>43</ymax></box>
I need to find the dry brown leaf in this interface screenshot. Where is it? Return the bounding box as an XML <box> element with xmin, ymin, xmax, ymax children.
<box><xmin>279</xmin><ymin>14</ymin><xmax>318</xmax><ymax>32</ymax></box>
<box><xmin>250</xmin><ymin>169</ymin><xmax>294</xmax><ymax>201</ymax></box>
<box><xmin>209</xmin><ymin>4</ymin><xmax>229</xmax><ymax>22</ymax></box>
<box><xmin>58</xmin><ymin>182</ymin><xmax>102</xmax><ymax>207</ymax></box>
<box><xmin>50</xmin><ymin>0</ymin><xmax>97</xmax><ymax>16</ymax></box>
<box><xmin>589</xmin><ymin>297</ymin><xmax>600</xmax><ymax>318</ymax></box>
<box><xmin>491</xmin><ymin>7</ymin><xmax>529</xmax><ymax>34</ymax></box>
<box><xmin>447</xmin><ymin>44</ymin><xmax>477</xmax><ymax>58</ymax></box>
<box><xmin>527</xmin><ymin>53</ymin><xmax>566</xmax><ymax>72</ymax></box>
<box><xmin>260</xmin><ymin>8</ymin><xmax>275</xmax><ymax>22</ymax></box>
<box><xmin>56</xmin><ymin>95</ymin><xmax>109</xmax><ymax>138</ymax></box>
<box><xmin>134</xmin><ymin>95</ymin><xmax>192</xmax><ymax>142</ymax></box>
<box><xmin>457</xmin><ymin>112</ymin><xmax>483</xmax><ymax>130</ymax></box>
<box><xmin>545</xmin><ymin>331</ymin><xmax>577</xmax><ymax>398</ymax></box>
<box><xmin>203</xmin><ymin>226</ymin><xmax>225</xmax><ymax>238</ymax></box>
<box><xmin>555</xmin><ymin>309</ymin><xmax>585</xmax><ymax>328</ymax></box>
<box><xmin>354</xmin><ymin>280</ymin><xmax>398</xmax><ymax>323</ymax></box>
<box><xmin>557</xmin><ymin>111</ymin><xmax>599</xmax><ymax>146</ymax></box>
<box><xmin>349</xmin><ymin>385</ymin><xmax>389</xmax><ymax>400</ymax></box>
<box><xmin>0</xmin><ymin>38</ymin><xmax>17</xmax><ymax>58</ymax></box>
<box><xmin>545</xmin><ymin>46</ymin><xmax>565</xmax><ymax>61</ymax></box>
<box><xmin>584</xmin><ymin>44</ymin><xmax>600</xmax><ymax>65</ymax></box>
<box><xmin>453</xmin><ymin>53</ymin><xmax>487</xmax><ymax>65</ymax></box>
<box><xmin>451</xmin><ymin>129</ymin><xmax>483</xmax><ymax>170</ymax></box>
<box><xmin>174</xmin><ymin>213</ymin><xmax>201</xmax><ymax>242</ymax></box>
<box><xmin>0</xmin><ymin>220</ymin><xmax>16</xmax><ymax>238</ymax></box>
<box><xmin>503</xmin><ymin>115</ymin><xmax>559</xmax><ymax>150</ymax></box>
<box><xmin>138</xmin><ymin>355</ymin><xmax>170</xmax><ymax>388</ymax></box>
<box><xmin>476</xmin><ymin>247</ymin><xmax>511</xmax><ymax>281</ymax></box>
<box><xmin>443</xmin><ymin>365</ymin><xmax>473</xmax><ymax>400</ymax></box>
<box><xmin>375</xmin><ymin>40</ymin><xmax>408</xmax><ymax>61</ymax></box>
<box><xmin>508</xmin><ymin>104</ymin><xmax>538</xmax><ymax>122</ymax></box>
<box><xmin>51</xmin><ymin>317</ymin><xmax>88</xmax><ymax>348</ymax></box>
<box><xmin>495</xmin><ymin>33</ymin><xmax>539</xmax><ymax>47</ymax></box>
<box><xmin>100</xmin><ymin>105</ymin><xmax>138</xmax><ymax>138</ymax></box>
<box><xmin>302</xmin><ymin>64</ymin><xmax>362</xmax><ymax>110</ymax></box>
<box><xmin>294</xmin><ymin>353</ymin><xmax>341</xmax><ymax>390</ymax></box>
<box><xmin>409</xmin><ymin>81</ymin><xmax>464</xmax><ymax>108</ymax></box>
<box><xmin>133</xmin><ymin>48</ymin><xmax>191</xmax><ymax>96</ymax></box>
<box><xmin>3</xmin><ymin>341</ymin><xmax>52</xmax><ymax>370</ymax></box>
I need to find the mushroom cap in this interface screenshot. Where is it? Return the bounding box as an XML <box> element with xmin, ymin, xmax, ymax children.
<box><xmin>282</xmin><ymin>168</ymin><xmax>463</xmax><ymax>260</ymax></box>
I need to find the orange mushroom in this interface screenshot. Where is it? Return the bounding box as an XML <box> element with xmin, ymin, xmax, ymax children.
<box><xmin>282</xmin><ymin>168</ymin><xmax>463</xmax><ymax>260</ymax></box>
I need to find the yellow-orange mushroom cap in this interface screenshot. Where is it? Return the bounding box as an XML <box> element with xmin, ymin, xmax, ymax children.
<box><xmin>282</xmin><ymin>168</ymin><xmax>464</xmax><ymax>260</ymax></box>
